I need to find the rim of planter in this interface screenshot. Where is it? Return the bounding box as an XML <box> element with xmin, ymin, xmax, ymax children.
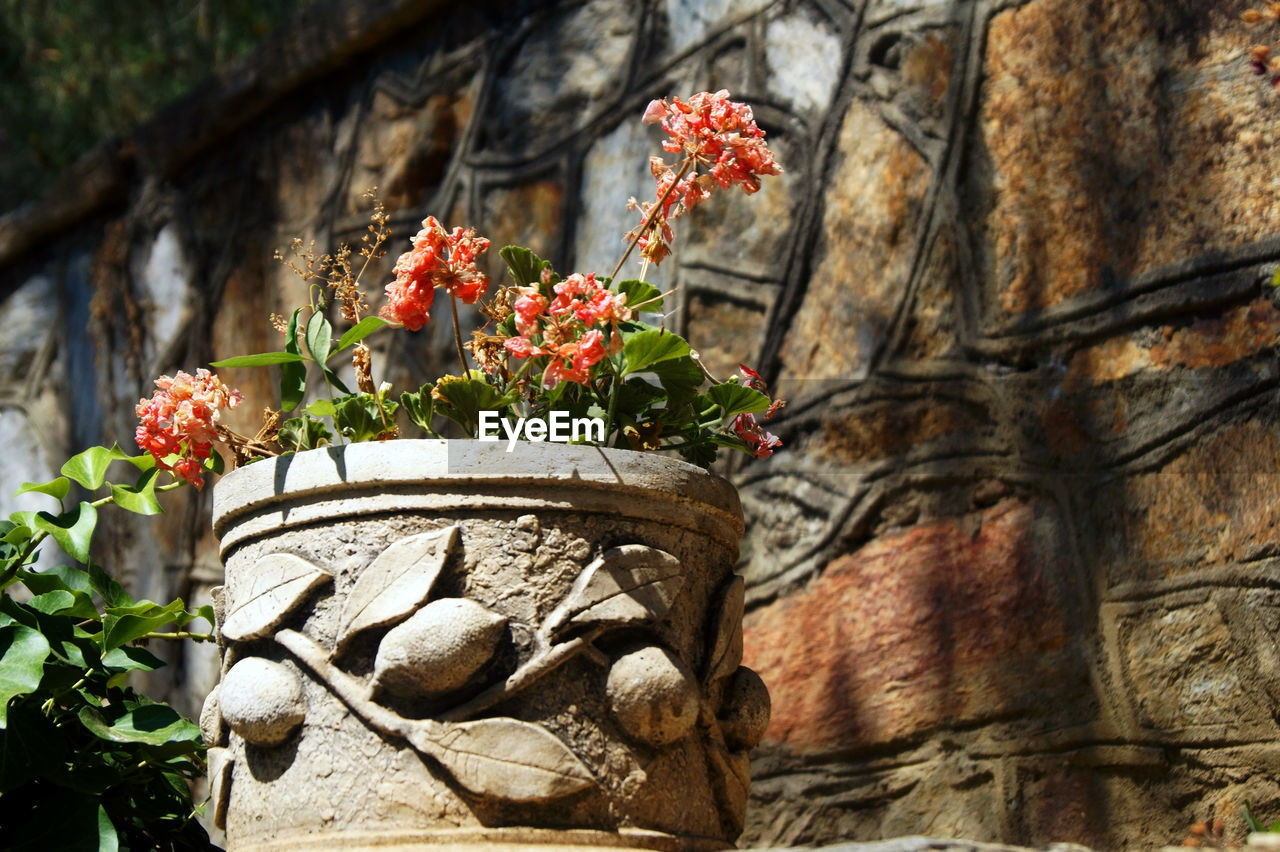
<box><xmin>211</xmin><ymin>439</ymin><xmax>744</xmax><ymax>557</ymax></box>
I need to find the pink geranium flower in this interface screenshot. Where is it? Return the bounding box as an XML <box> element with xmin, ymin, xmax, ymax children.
<box><xmin>135</xmin><ymin>369</ymin><xmax>242</xmax><ymax>489</ymax></box>
<box><xmin>380</xmin><ymin>216</ymin><xmax>490</xmax><ymax>331</ymax></box>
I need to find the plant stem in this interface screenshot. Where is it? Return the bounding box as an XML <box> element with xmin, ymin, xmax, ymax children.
<box><xmin>605</xmin><ymin>363</ymin><xmax>622</xmax><ymax>446</ymax></box>
<box><xmin>449</xmin><ymin>293</ymin><xmax>469</xmax><ymax>375</ymax></box>
<box><xmin>144</xmin><ymin>631</ymin><xmax>216</xmax><ymax>643</ymax></box>
<box><xmin>609</xmin><ymin>157</ymin><xmax>693</xmax><ymax>281</ymax></box>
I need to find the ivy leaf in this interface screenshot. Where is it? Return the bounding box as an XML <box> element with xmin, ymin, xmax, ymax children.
<box><xmin>101</xmin><ymin>645</ymin><xmax>165</xmax><ymax>672</ymax></box>
<box><xmin>706</xmin><ymin>383</ymin><xmax>770</xmax><ymax>419</ymax></box>
<box><xmin>335</xmin><ymin>526</ymin><xmax>458</xmax><ymax>653</ymax></box>
<box><xmin>305</xmin><ymin>310</ymin><xmax>333</xmax><ymax>365</ymax></box>
<box><xmin>61</xmin><ymin>444</ymin><xmax>145</xmax><ymax>491</ymax></box>
<box><xmin>29</xmin><ymin>590</ymin><xmax>99</xmax><ymax>621</ymax></box>
<box><xmin>102</xmin><ymin>599</ymin><xmax>186</xmax><ymax>651</ymax></box>
<box><xmin>33</xmin><ymin>502</ymin><xmax>97</xmax><ymax>563</ymax></box>
<box><xmin>13</xmin><ymin>477</ymin><xmax>70</xmax><ymax>501</ymax></box>
<box><xmin>109</xmin><ymin>467</ymin><xmax>162</xmax><ymax>516</ymax></box>
<box><xmin>621</xmin><ymin>329</ymin><xmax>692</xmax><ymax>376</ymax></box>
<box><xmin>220</xmin><ymin>553</ymin><xmax>330</xmax><ymax>642</ymax></box>
<box><xmin>17</xmin><ymin>564</ymin><xmax>93</xmax><ymax>596</ymax></box>
<box><xmin>334</xmin><ymin>315</ymin><xmax>391</xmax><ymax>352</ymax></box>
<box><xmin>543</xmin><ymin>544</ymin><xmax>685</xmax><ymax>637</ymax></box>
<box><xmin>281</xmin><ymin>307</ymin><xmax>307</xmax><ymax>412</ymax></box>
<box><xmin>614</xmin><ymin>278</ymin><xmax>663</xmax><ymax>312</ymax></box>
<box><xmin>78</xmin><ymin>703</ymin><xmax>202</xmax><ymax>747</ymax></box>
<box><xmin>88</xmin><ymin>563</ymin><xmax>133</xmax><ymax>608</ymax></box>
<box><xmin>0</xmin><ymin>625</ymin><xmax>51</xmax><ymax>728</ymax></box>
<box><xmin>97</xmin><ymin>806</ymin><xmax>119</xmax><ymax>852</ymax></box>
<box><xmin>209</xmin><ymin>351</ymin><xmax>306</xmax><ymax>368</ymax></box>
<box><xmin>500</xmin><ymin>245</ymin><xmax>551</xmax><ymax>287</ymax></box>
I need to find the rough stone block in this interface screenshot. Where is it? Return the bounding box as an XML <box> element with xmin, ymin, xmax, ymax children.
<box><xmin>744</xmin><ymin>498</ymin><xmax>1092</xmax><ymax>750</ymax></box>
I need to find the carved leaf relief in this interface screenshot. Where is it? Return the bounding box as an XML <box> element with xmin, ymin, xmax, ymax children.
<box><xmin>220</xmin><ymin>554</ymin><xmax>330</xmax><ymax>642</ymax></box>
<box><xmin>704</xmin><ymin>575</ymin><xmax>744</xmax><ymax>684</ymax></box>
<box><xmin>207</xmin><ymin>746</ymin><xmax>233</xmax><ymax>830</ymax></box>
<box><xmin>410</xmin><ymin>716</ymin><xmax>594</xmax><ymax>802</ymax></box>
<box><xmin>544</xmin><ymin>544</ymin><xmax>684</xmax><ymax>637</ymax></box>
<box><xmin>335</xmin><ymin>525</ymin><xmax>458</xmax><ymax>652</ymax></box>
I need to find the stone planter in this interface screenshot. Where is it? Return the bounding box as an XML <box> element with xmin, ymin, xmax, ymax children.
<box><xmin>203</xmin><ymin>440</ymin><xmax>768</xmax><ymax>851</ymax></box>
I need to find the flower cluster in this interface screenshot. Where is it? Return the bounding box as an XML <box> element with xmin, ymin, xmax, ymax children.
<box><xmin>380</xmin><ymin>216</ymin><xmax>491</xmax><ymax>331</ymax></box>
<box><xmin>729</xmin><ymin>364</ymin><xmax>784</xmax><ymax>459</ymax></box>
<box><xmin>135</xmin><ymin>369</ymin><xmax>243</xmax><ymax>488</ymax></box>
<box><xmin>630</xmin><ymin>89</ymin><xmax>782</xmax><ymax>263</ymax></box>
<box><xmin>504</xmin><ymin>272</ymin><xmax>633</xmax><ymax>387</ymax></box>
<box><xmin>144</xmin><ymin>91</ymin><xmax>784</xmax><ymax>475</ymax></box>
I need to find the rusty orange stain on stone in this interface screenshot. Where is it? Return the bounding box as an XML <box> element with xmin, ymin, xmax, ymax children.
<box><xmin>1064</xmin><ymin>299</ymin><xmax>1280</xmax><ymax>388</ymax></box>
<box><xmin>743</xmin><ymin>499</ymin><xmax>1082</xmax><ymax>750</ymax></box>
<box><xmin>1149</xmin><ymin>299</ymin><xmax>1280</xmax><ymax>370</ymax></box>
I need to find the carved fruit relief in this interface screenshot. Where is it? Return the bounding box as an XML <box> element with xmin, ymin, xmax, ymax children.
<box><xmin>372</xmin><ymin>597</ymin><xmax>507</xmax><ymax>697</ymax></box>
<box><xmin>607</xmin><ymin>645</ymin><xmax>700</xmax><ymax>746</ymax></box>
<box><xmin>219</xmin><ymin>657</ymin><xmax>305</xmax><ymax>746</ymax></box>
<box><xmin>718</xmin><ymin>666</ymin><xmax>771</xmax><ymax>751</ymax></box>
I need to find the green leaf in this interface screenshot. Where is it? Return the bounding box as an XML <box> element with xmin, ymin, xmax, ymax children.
<box><xmin>306</xmin><ymin>309</ymin><xmax>332</xmax><ymax>365</ymax></box>
<box><xmin>649</xmin><ymin>355</ymin><xmax>705</xmax><ymax>411</ymax></box>
<box><xmin>0</xmin><ymin>625</ymin><xmax>51</xmax><ymax>728</ymax></box>
<box><xmin>432</xmin><ymin>374</ymin><xmax>516</xmax><ymax>436</ymax></box>
<box><xmin>335</xmin><ymin>315</ymin><xmax>391</xmax><ymax>352</ymax></box>
<box><xmin>500</xmin><ymin>245</ymin><xmax>551</xmax><ymax>287</ymax></box>
<box><xmin>108</xmin><ymin>467</ymin><xmax>162</xmax><ymax>516</ymax></box>
<box><xmin>1272</xmin><ymin>268</ymin><xmax>1280</xmax><ymax>289</ymax></box>
<box><xmin>29</xmin><ymin>590</ymin><xmax>99</xmax><ymax>620</ymax></box>
<box><xmin>78</xmin><ymin>702</ymin><xmax>202</xmax><ymax>746</ymax></box>
<box><xmin>320</xmin><ymin>362</ymin><xmax>352</xmax><ymax>395</ymax></box>
<box><xmin>97</xmin><ymin>806</ymin><xmax>119</xmax><ymax>852</ymax></box>
<box><xmin>305</xmin><ymin>398</ymin><xmax>337</xmax><ymax>417</ymax></box>
<box><xmin>281</xmin><ymin>307</ymin><xmax>307</xmax><ymax>412</ymax></box>
<box><xmin>333</xmin><ymin>394</ymin><xmax>375</xmax><ymax>441</ymax></box>
<box><xmin>614</xmin><ymin>278</ymin><xmax>663</xmax><ymax>312</ymax></box>
<box><xmin>61</xmin><ymin>445</ymin><xmax>142</xmax><ymax>491</ymax></box>
<box><xmin>209</xmin><ymin>351</ymin><xmax>306</xmax><ymax>367</ymax></box>
<box><xmin>102</xmin><ymin>599</ymin><xmax>185</xmax><ymax>651</ymax></box>
<box><xmin>279</xmin><ymin>416</ymin><xmax>333</xmax><ymax>452</ymax></box>
<box><xmin>17</xmin><ymin>564</ymin><xmax>93</xmax><ymax>596</ymax></box>
<box><xmin>101</xmin><ymin>644</ymin><xmax>165</xmax><ymax>672</ymax></box>
<box><xmin>707</xmin><ymin>383</ymin><xmax>770</xmax><ymax>418</ymax></box>
<box><xmin>14</xmin><ymin>477</ymin><xmax>70</xmax><ymax>501</ymax></box>
<box><xmin>33</xmin><ymin>501</ymin><xmax>97</xmax><ymax>563</ymax></box>
<box><xmin>401</xmin><ymin>389</ymin><xmax>436</xmax><ymax>434</ymax></box>
<box><xmin>621</xmin><ymin>329</ymin><xmax>692</xmax><ymax>376</ymax></box>
<box><xmin>88</xmin><ymin>563</ymin><xmax>133</xmax><ymax>608</ymax></box>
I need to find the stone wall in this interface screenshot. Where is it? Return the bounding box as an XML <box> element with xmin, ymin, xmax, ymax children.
<box><xmin>1</xmin><ymin>0</ymin><xmax>1279</xmax><ymax>848</ymax></box>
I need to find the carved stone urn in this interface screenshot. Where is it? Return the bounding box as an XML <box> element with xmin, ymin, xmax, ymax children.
<box><xmin>203</xmin><ymin>440</ymin><xmax>769</xmax><ymax>851</ymax></box>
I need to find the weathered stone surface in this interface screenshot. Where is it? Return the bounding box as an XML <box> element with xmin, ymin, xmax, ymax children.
<box><xmin>212</xmin><ymin>442</ymin><xmax>747</xmax><ymax>847</ymax></box>
<box><xmin>486</xmin><ymin>0</ymin><xmax>637</xmax><ymax>154</ymax></box>
<box><xmin>764</xmin><ymin>9</ymin><xmax>843</xmax><ymax>117</ymax></box>
<box><xmin>347</xmin><ymin>89</ymin><xmax>474</xmax><ymax>214</ymax></box>
<box><xmin>1085</xmin><ymin>418</ymin><xmax>1280</xmax><ymax>586</ymax></box>
<box><xmin>780</xmin><ymin>99</ymin><xmax>929</xmax><ymax>388</ymax></box>
<box><xmin>744</xmin><ymin>498</ymin><xmax>1090</xmax><ymax>750</ymax></box>
<box><xmin>975</xmin><ymin>0</ymin><xmax>1272</xmax><ymax>320</ymax></box>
